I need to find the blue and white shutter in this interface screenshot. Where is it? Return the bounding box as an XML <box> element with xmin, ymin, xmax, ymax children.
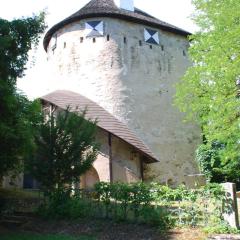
<box><xmin>85</xmin><ymin>21</ymin><xmax>104</xmax><ymax>37</ymax></box>
<box><xmin>144</xmin><ymin>28</ymin><xmax>159</xmax><ymax>45</ymax></box>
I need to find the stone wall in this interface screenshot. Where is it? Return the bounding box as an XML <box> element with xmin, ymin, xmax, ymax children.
<box><xmin>2</xmin><ymin>174</ymin><xmax>23</xmax><ymax>189</ymax></box>
<box><xmin>46</xmin><ymin>17</ymin><xmax>201</xmax><ymax>185</ymax></box>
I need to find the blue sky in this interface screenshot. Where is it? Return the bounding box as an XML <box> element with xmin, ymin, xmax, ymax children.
<box><xmin>0</xmin><ymin>0</ymin><xmax>197</xmax><ymax>98</ymax></box>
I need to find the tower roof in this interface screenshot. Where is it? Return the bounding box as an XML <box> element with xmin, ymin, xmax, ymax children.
<box><xmin>43</xmin><ymin>0</ymin><xmax>191</xmax><ymax>51</ymax></box>
<box><xmin>40</xmin><ymin>90</ymin><xmax>159</xmax><ymax>163</ymax></box>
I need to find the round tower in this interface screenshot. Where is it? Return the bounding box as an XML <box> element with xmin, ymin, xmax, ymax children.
<box><xmin>43</xmin><ymin>0</ymin><xmax>201</xmax><ymax>185</ymax></box>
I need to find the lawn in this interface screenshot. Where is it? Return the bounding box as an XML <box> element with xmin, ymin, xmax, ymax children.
<box><xmin>1</xmin><ymin>233</ymin><xmax>96</xmax><ymax>240</ymax></box>
<box><xmin>0</xmin><ymin>188</ymin><xmax>42</xmax><ymax>200</ymax></box>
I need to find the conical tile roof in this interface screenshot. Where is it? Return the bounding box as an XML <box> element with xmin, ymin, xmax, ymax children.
<box><xmin>43</xmin><ymin>0</ymin><xmax>190</xmax><ymax>51</ymax></box>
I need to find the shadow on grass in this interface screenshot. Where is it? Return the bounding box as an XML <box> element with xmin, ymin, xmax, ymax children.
<box><xmin>1</xmin><ymin>233</ymin><xmax>96</xmax><ymax>240</ymax></box>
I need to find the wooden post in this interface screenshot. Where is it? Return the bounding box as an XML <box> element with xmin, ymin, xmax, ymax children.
<box><xmin>222</xmin><ymin>182</ymin><xmax>239</xmax><ymax>228</ymax></box>
<box><xmin>140</xmin><ymin>157</ymin><xmax>144</xmax><ymax>181</ymax></box>
<box><xmin>108</xmin><ymin>132</ymin><xmax>113</xmax><ymax>183</ymax></box>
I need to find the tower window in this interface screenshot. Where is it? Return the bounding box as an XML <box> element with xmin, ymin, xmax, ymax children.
<box><xmin>183</xmin><ymin>50</ymin><xmax>186</xmax><ymax>56</ymax></box>
<box><xmin>149</xmin><ymin>45</ymin><xmax>153</xmax><ymax>49</ymax></box>
<box><xmin>93</xmin><ymin>38</ymin><xmax>96</xmax><ymax>43</ymax></box>
<box><xmin>107</xmin><ymin>34</ymin><xmax>110</xmax><ymax>41</ymax></box>
<box><xmin>124</xmin><ymin>37</ymin><xmax>127</xmax><ymax>44</ymax></box>
<box><xmin>64</xmin><ymin>42</ymin><xmax>66</xmax><ymax>48</ymax></box>
<box><xmin>51</xmin><ymin>35</ymin><xmax>57</xmax><ymax>51</ymax></box>
<box><xmin>80</xmin><ymin>37</ymin><xmax>84</xmax><ymax>43</ymax></box>
<box><xmin>161</xmin><ymin>45</ymin><xmax>164</xmax><ymax>51</ymax></box>
<box><xmin>139</xmin><ymin>40</ymin><xmax>142</xmax><ymax>46</ymax></box>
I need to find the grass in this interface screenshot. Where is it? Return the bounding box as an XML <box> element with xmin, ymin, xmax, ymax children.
<box><xmin>1</xmin><ymin>233</ymin><xmax>96</xmax><ymax>240</ymax></box>
<box><xmin>0</xmin><ymin>188</ymin><xmax>43</xmax><ymax>200</ymax></box>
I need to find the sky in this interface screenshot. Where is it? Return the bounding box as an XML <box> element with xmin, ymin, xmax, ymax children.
<box><xmin>0</xmin><ymin>0</ymin><xmax>198</xmax><ymax>99</ymax></box>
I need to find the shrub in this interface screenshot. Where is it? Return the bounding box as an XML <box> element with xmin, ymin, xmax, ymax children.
<box><xmin>37</xmin><ymin>182</ymin><xmax>230</xmax><ymax>233</ymax></box>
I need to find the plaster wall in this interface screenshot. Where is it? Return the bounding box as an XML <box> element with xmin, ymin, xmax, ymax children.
<box><xmin>94</xmin><ymin>129</ymin><xmax>141</xmax><ymax>184</ymax></box>
<box><xmin>111</xmin><ymin>135</ymin><xmax>141</xmax><ymax>183</ymax></box>
<box><xmin>46</xmin><ymin>17</ymin><xmax>201</xmax><ymax>185</ymax></box>
<box><xmin>93</xmin><ymin>129</ymin><xmax>110</xmax><ymax>182</ymax></box>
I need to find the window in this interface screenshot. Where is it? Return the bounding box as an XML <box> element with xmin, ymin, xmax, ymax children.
<box><xmin>51</xmin><ymin>35</ymin><xmax>57</xmax><ymax>51</ymax></box>
<box><xmin>124</xmin><ymin>36</ymin><xmax>127</xmax><ymax>44</ymax></box>
<box><xmin>80</xmin><ymin>37</ymin><xmax>84</xmax><ymax>43</ymax></box>
<box><xmin>144</xmin><ymin>28</ymin><xmax>159</xmax><ymax>45</ymax></box>
<box><xmin>64</xmin><ymin>42</ymin><xmax>66</xmax><ymax>48</ymax></box>
<box><xmin>107</xmin><ymin>34</ymin><xmax>110</xmax><ymax>41</ymax></box>
<box><xmin>139</xmin><ymin>40</ymin><xmax>142</xmax><ymax>46</ymax></box>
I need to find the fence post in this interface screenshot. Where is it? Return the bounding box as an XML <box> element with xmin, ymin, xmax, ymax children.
<box><xmin>222</xmin><ymin>182</ymin><xmax>239</xmax><ymax>228</ymax></box>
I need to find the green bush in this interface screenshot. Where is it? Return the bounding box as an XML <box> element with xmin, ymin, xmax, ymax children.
<box><xmin>204</xmin><ymin>222</ymin><xmax>240</xmax><ymax>234</ymax></box>
<box><xmin>38</xmin><ymin>189</ymin><xmax>93</xmax><ymax>219</ymax></box>
<box><xmin>37</xmin><ymin>182</ymin><xmax>231</xmax><ymax>233</ymax></box>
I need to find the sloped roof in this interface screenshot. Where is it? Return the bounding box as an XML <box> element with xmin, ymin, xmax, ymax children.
<box><xmin>43</xmin><ymin>0</ymin><xmax>190</xmax><ymax>51</ymax></box>
<box><xmin>40</xmin><ymin>90</ymin><xmax>158</xmax><ymax>163</ymax></box>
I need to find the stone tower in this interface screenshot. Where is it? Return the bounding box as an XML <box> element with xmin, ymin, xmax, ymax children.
<box><xmin>43</xmin><ymin>0</ymin><xmax>201</xmax><ymax>185</ymax></box>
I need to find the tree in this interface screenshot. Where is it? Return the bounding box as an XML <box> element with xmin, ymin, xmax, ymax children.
<box><xmin>26</xmin><ymin>108</ymin><xmax>99</xmax><ymax>192</ymax></box>
<box><xmin>0</xmin><ymin>14</ymin><xmax>46</xmax><ymax>178</ymax></box>
<box><xmin>175</xmin><ymin>0</ymin><xmax>240</xmax><ymax>181</ymax></box>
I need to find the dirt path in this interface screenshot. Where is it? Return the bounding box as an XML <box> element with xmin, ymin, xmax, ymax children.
<box><xmin>0</xmin><ymin>217</ymin><xmax>206</xmax><ymax>240</ymax></box>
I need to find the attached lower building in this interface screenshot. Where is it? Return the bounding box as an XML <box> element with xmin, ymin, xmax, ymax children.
<box><xmin>2</xmin><ymin>90</ymin><xmax>158</xmax><ymax>189</ymax></box>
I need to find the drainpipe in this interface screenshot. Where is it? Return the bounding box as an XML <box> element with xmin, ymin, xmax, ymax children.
<box><xmin>108</xmin><ymin>132</ymin><xmax>113</xmax><ymax>183</ymax></box>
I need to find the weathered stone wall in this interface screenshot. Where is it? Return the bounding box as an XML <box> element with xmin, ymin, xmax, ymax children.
<box><xmin>46</xmin><ymin>17</ymin><xmax>201</xmax><ymax>185</ymax></box>
<box><xmin>2</xmin><ymin>174</ymin><xmax>23</xmax><ymax>189</ymax></box>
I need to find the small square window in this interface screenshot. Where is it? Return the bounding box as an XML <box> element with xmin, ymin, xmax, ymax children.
<box><xmin>51</xmin><ymin>35</ymin><xmax>57</xmax><ymax>50</ymax></box>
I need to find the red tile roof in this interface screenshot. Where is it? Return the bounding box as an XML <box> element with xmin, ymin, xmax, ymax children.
<box><xmin>40</xmin><ymin>90</ymin><xmax>158</xmax><ymax>163</ymax></box>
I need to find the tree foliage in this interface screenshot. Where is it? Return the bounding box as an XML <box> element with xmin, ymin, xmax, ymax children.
<box><xmin>175</xmin><ymin>0</ymin><xmax>240</xmax><ymax>177</ymax></box>
<box><xmin>26</xmin><ymin>108</ymin><xmax>99</xmax><ymax>191</ymax></box>
<box><xmin>0</xmin><ymin>14</ymin><xmax>46</xmax><ymax>178</ymax></box>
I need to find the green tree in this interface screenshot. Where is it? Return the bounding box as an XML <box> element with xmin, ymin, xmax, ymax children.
<box><xmin>26</xmin><ymin>108</ymin><xmax>99</xmax><ymax>192</ymax></box>
<box><xmin>175</xmin><ymin>0</ymin><xmax>240</xmax><ymax>180</ymax></box>
<box><xmin>0</xmin><ymin>14</ymin><xmax>46</xmax><ymax>179</ymax></box>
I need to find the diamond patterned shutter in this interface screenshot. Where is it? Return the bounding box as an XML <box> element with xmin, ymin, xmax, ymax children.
<box><xmin>85</xmin><ymin>21</ymin><xmax>104</xmax><ymax>37</ymax></box>
<box><xmin>144</xmin><ymin>28</ymin><xmax>159</xmax><ymax>45</ymax></box>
